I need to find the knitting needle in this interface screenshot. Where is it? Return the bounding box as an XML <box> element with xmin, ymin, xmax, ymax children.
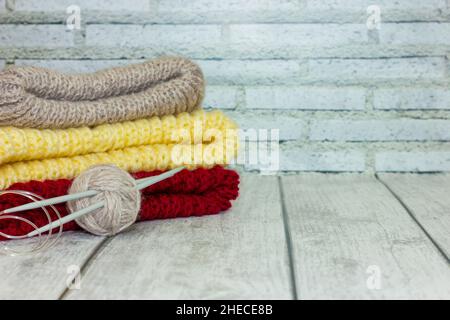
<box><xmin>3</xmin><ymin>190</ymin><xmax>98</xmax><ymax>214</ymax></box>
<box><xmin>4</xmin><ymin>167</ymin><xmax>185</xmax><ymax>214</ymax></box>
<box><xmin>27</xmin><ymin>201</ymin><xmax>104</xmax><ymax>238</ymax></box>
<box><xmin>2</xmin><ymin>175</ymin><xmax>161</xmax><ymax>214</ymax></box>
<box><xmin>135</xmin><ymin>166</ymin><xmax>185</xmax><ymax>190</ymax></box>
<box><xmin>26</xmin><ymin>166</ymin><xmax>185</xmax><ymax>237</ymax></box>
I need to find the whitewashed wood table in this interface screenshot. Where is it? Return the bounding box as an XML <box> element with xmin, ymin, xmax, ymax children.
<box><xmin>1</xmin><ymin>174</ymin><xmax>449</xmax><ymax>299</ymax></box>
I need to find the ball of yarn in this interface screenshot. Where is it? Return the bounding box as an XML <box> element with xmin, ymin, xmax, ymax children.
<box><xmin>67</xmin><ymin>164</ymin><xmax>141</xmax><ymax>236</ymax></box>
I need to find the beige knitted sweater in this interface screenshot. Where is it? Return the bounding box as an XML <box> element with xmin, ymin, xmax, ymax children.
<box><xmin>0</xmin><ymin>56</ymin><xmax>204</xmax><ymax>129</ymax></box>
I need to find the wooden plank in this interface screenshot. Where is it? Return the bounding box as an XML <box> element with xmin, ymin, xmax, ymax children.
<box><xmin>378</xmin><ymin>174</ymin><xmax>450</xmax><ymax>259</ymax></box>
<box><xmin>281</xmin><ymin>174</ymin><xmax>450</xmax><ymax>299</ymax></box>
<box><xmin>65</xmin><ymin>175</ymin><xmax>292</xmax><ymax>299</ymax></box>
<box><xmin>0</xmin><ymin>232</ymin><xmax>104</xmax><ymax>299</ymax></box>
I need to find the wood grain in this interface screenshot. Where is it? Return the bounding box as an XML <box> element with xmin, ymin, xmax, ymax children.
<box><xmin>65</xmin><ymin>175</ymin><xmax>292</xmax><ymax>299</ymax></box>
<box><xmin>378</xmin><ymin>174</ymin><xmax>450</xmax><ymax>260</ymax></box>
<box><xmin>281</xmin><ymin>174</ymin><xmax>450</xmax><ymax>299</ymax></box>
<box><xmin>0</xmin><ymin>232</ymin><xmax>104</xmax><ymax>299</ymax></box>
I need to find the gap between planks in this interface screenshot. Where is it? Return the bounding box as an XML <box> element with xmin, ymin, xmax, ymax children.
<box><xmin>58</xmin><ymin>236</ymin><xmax>111</xmax><ymax>300</ymax></box>
<box><xmin>376</xmin><ymin>173</ymin><xmax>450</xmax><ymax>261</ymax></box>
<box><xmin>278</xmin><ymin>176</ymin><xmax>299</xmax><ymax>300</ymax></box>
<box><xmin>280</xmin><ymin>173</ymin><xmax>450</xmax><ymax>299</ymax></box>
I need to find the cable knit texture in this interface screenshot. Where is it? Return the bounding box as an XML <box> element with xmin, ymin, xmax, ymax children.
<box><xmin>0</xmin><ymin>56</ymin><xmax>204</xmax><ymax>129</ymax></box>
<box><xmin>0</xmin><ymin>110</ymin><xmax>238</xmax><ymax>189</ymax></box>
<box><xmin>0</xmin><ymin>166</ymin><xmax>240</xmax><ymax>239</ymax></box>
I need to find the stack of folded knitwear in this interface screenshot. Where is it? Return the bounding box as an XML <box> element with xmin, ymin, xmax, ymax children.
<box><xmin>0</xmin><ymin>56</ymin><xmax>239</xmax><ymax>238</ymax></box>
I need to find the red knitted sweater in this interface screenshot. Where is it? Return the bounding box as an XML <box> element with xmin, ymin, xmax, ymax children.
<box><xmin>0</xmin><ymin>166</ymin><xmax>239</xmax><ymax>239</ymax></box>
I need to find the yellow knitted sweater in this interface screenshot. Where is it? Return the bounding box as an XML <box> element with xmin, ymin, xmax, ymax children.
<box><xmin>0</xmin><ymin>110</ymin><xmax>238</xmax><ymax>189</ymax></box>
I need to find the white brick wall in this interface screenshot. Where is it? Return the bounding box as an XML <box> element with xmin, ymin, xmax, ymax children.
<box><xmin>86</xmin><ymin>24</ymin><xmax>222</xmax><ymax>55</ymax></box>
<box><xmin>157</xmin><ymin>0</ymin><xmax>298</xmax><ymax>17</ymax></box>
<box><xmin>1</xmin><ymin>1</ymin><xmax>450</xmax><ymax>172</ymax></box>
<box><xmin>307</xmin><ymin>58</ymin><xmax>448</xmax><ymax>84</ymax></box>
<box><xmin>0</xmin><ymin>25</ymin><xmax>74</xmax><ymax>47</ymax></box>
<box><xmin>229</xmin><ymin>112</ymin><xmax>306</xmax><ymax>141</ymax></box>
<box><xmin>245</xmin><ymin>86</ymin><xmax>366</xmax><ymax>110</ymax></box>
<box><xmin>203</xmin><ymin>86</ymin><xmax>240</xmax><ymax>110</ymax></box>
<box><xmin>374</xmin><ymin>88</ymin><xmax>450</xmax><ymax>110</ymax></box>
<box><xmin>6</xmin><ymin>1</ymin><xmax>448</xmax><ymax>23</ymax></box>
<box><xmin>13</xmin><ymin>0</ymin><xmax>151</xmax><ymax>11</ymax></box>
<box><xmin>306</xmin><ymin>0</ymin><xmax>447</xmax><ymax>12</ymax></box>
<box><xmin>380</xmin><ymin>23</ymin><xmax>450</xmax><ymax>45</ymax></box>
<box><xmin>198</xmin><ymin>60</ymin><xmax>306</xmax><ymax>85</ymax></box>
<box><xmin>376</xmin><ymin>152</ymin><xmax>450</xmax><ymax>172</ymax></box>
<box><xmin>310</xmin><ymin>120</ymin><xmax>450</xmax><ymax>141</ymax></box>
<box><xmin>226</xmin><ymin>23</ymin><xmax>368</xmax><ymax>53</ymax></box>
<box><xmin>280</xmin><ymin>148</ymin><xmax>366</xmax><ymax>172</ymax></box>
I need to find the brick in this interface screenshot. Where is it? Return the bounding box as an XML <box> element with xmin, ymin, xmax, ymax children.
<box><xmin>15</xmin><ymin>59</ymin><xmax>142</xmax><ymax>73</ymax></box>
<box><xmin>203</xmin><ymin>86</ymin><xmax>239</xmax><ymax>110</ymax></box>
<box><xmin>305</xmin><ymin>0</ymin><xmax>447</xmax><ymax>20</ymax></box>
<box><xmin>374</xmin><ymin>88</ymin><xmax>450</xmax><ymax>110</ymax></box>
<box><xmin>199</xmin><ymin>60</ymin><xmax>306</xmax><ymax>85</ymax></box>
<box><xmin>86</xmin><ymin>25</ymin><xmax>222</xmax><ymax>56</ymax></box>
<box><xmin>227</xmin><ymin>112</ymin><xmax>305</xmax><ymax>141</ymax></box>
<box><xmin>376</xmin><ymin>152</ymin><xmax>450</xmax><ymax>172</ymax></box>
<box><xmin>306</xmin><ymin>0</ymin><xmax>446</xmax><ymax>11</ymax></box>
<box><xmin>229</xmin><ymin>23</ymin><xmax>367</xmax><ymax>46</ymax></box>
<box><xmin>310</xmin><ymin>119</ymin><xmax>450</xmax><ymax>142</ymax></box>
<box><xmin>0</xmin><ymin>25</ymin><xmax>74</xmax><ymax>47</ymax></box>
<box><xmin>280</xmin><ymin>148</ymin><xmax>366</xmax><ymax>172</ymax></box>
<box><xmin>241</xmin><ymin>145</ymin><xmax>366</xmax><ymax>173</ymax></box>
<box><xmin>158</xmin><ymin>0</ymin><xmax>297</xmax><ymax>13</ymax></box>
<box><xmin>307</xmin><ymin>58</ymin><xmax>447</xmax><ymax>83</ymax></box>
<box><xmin>13</xmin><ymin>0</ymin><xmax>151</xmax><ymax>11</ymax></box>
<box><xmin>245</xmin><ymin>86</ymin><xmax>365</xmax><ymax>110</ymax></box>
<box><xmin>380</xmin><ymin>23</ymin><xmax>450</xmax><ymax>45</ymax></box>
<box><xmin>157</xmin><ymin>0</ymin><xmax>298</xmax><ymax>21</ymax></box>
<box><xmin>227</xmin><ymin>24</ymin><xmax>368</xmax><ymax>58</ymax></box>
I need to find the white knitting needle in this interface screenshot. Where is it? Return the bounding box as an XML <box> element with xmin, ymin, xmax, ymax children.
<box><xmin>27</xmin><ymin>202</ymin><xmax>105</xmax><ymax>237</ymax></box>
<box><xmin>26</xmin><ymin>166</ymin><xmax>185</xmax><ymax>237</ymax></box>
<box><xmin>136</xmin><ymin>166</ymin><xmax>185</xmax><ymax>190</ymax></box>
<box><xmin>4</xmin><ymin>167</ymin><xmax>185</xmax><ymax>214</ymax></box>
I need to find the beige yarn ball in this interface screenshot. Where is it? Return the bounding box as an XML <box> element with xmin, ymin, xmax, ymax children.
<box><xmin>67</xmin><ymin>164</ymin><xmax>141</xmax><ymax>236</ymax></box>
